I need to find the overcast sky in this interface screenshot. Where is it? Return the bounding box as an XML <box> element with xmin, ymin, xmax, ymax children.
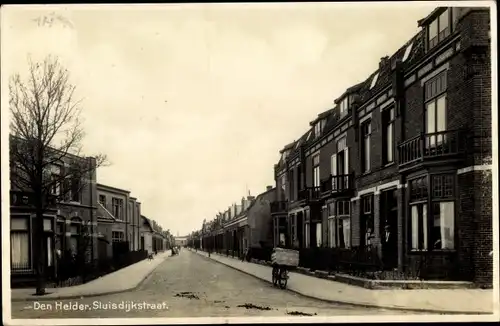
<box><xmin>1</xmin><ymin>3</ymin><xmax>438</xmax><ymax>236</ymax></box>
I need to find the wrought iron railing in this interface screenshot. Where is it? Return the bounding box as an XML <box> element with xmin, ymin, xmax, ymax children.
<box><xmin>398</xmin><ymin>129</ymin><xmax>467</xmax><ymax>167</ymax></box>
<box><xmin>321</xmin><ymin>174</ymin><xmax>354</xmax><ymax>195</ymax></box>
<box><xmin>298</xmin><ymin>186</ymin><xmax>322</xmax><ymax>202</ymax></box>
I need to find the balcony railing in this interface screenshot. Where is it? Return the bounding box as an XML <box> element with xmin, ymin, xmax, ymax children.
<box><xmin>398</xmin><ymin>130</ymin><xmax>467</xmax><ymax>167</ymax></box>
<box><xmin>270</xmin><ymin>201</ymin><xmax>288</xmax><ymax>214</ymax></box>
<box><xmin>321</xmin><ymin>174</ymin><xmax>354</xmax><ymax>195</ymax></box>
<box><xmin>298</xmin><ymin>186</ymin><xmax>322</xmax><ymax>202</ymax></box>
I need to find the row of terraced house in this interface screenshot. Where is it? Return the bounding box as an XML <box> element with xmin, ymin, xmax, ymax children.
<box><xmin>10</xmin><ymin>144</ymin><xmax>169</xmax><ymax>287</ymax></box>
<box><xmin>195</xmin><ymin>7</ymin><xmax>493</xmax><ymax>287</ymax></box>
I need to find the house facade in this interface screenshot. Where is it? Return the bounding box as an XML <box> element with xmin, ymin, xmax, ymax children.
<box><xmin>140</xmin><ymin>215</ymin><xmax>154</xmax><ymax>254</ymax></box>
<box><xmin>270</xmin><ymin>7</ymin><xmax>492</xmax><ymax>286</ymax></box>
<box><xmin>10</xmin><ymin>151</ymin><xmax>99</xmax><ymax>286</ymax></box>
<box><xmin>96</xmin><ymin>184</ymin><xmax>142</xmax><ymax>252</ymax></box>
<box><xmin>200</xmin><ymin>187</ymin><xmax>276</xmax><ymax>258</ymax></box>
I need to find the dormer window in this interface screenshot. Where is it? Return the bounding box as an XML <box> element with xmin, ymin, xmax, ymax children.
<box><xmin>402</xmin><ymin>42</ymin><xmax>413</xmax><ymax>62</ymax></box>
<box><xmin>428</xmin><ymin>9</ymin><xmax>450</xmax><ymax>50</ymax></box>
<box><xmin>314</xmin><ymin>119</ymin><xmax>325</xmax><ymax>138</ymax></box>
<box><xmin>339</xmin><ymin>97</ymin><xmax>349</xmax><ymax>118</ymax></box>
<box><xmin>369</xmin><ymin>72</ymin><xmax>379</xmax><ymax>90</ymax></box>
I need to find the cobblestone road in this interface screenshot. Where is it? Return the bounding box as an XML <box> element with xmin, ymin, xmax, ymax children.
<box><xmin>11</xmin><ymin>251</ymin><xmax>423</xmax><ymax>318</ymax></box>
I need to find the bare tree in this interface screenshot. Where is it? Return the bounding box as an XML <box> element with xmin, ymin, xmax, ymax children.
<box><xmin>9</xmin><ymin>55</ymin><xmax>108</xmax><ymax>295</ymax></box>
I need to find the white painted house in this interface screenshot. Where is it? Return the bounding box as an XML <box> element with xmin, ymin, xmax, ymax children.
<box><xmin>140</xmin><ymin>215</ymin><xmax>154</xmax><ymax>254</ymax></box>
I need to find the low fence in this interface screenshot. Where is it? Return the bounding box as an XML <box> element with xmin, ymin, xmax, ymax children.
<box><xmin>54</xmin><ymin>249</ymin><xmax>149</xmax><ymax>286</ymax></box>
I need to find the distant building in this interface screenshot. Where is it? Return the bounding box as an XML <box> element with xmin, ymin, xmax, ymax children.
<box><xmin>174</xmin><ymin>236</ymin><xmax>188</xmax><ymax>247</ymax></box>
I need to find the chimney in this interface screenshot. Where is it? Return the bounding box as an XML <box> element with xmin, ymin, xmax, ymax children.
<box><xmin>379</xmin><ymin>56</ymin><xmax>390</xmax><ymax>69</ymax></box>
<box><xmin>266</xmin><ymin>185</ymin><xmax>273</xmax><ymax>191</ymax></box>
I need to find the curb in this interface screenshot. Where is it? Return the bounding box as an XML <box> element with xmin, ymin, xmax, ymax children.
<box><xmin>11</xmin><ymin>254</ymin><xmax>171</xmax><ymax>302</ymax></box>
<box><xmin>193</xmin><ymin>251</ymin><xmax>490</xmax><ymax>315</ymax></box>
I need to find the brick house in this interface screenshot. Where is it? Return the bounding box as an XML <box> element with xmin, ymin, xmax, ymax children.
<box><xmin>200</xmin><ymin>187</ymin><xmax>276</xmax><ymax>258</ymax></box>
<box><xmin>10</xmin><ymin>149</ymin><xmax>99</xmax><ymax>286</ymax></box>
<box><xmin>272</xmin><ymin>7</ymin><xmax>492</xmax><ymax>286</ymax></box>
<box><xmin>96</xmin><ymin>183</ymin><xmax>142</xmax><ymax>254</ymax></box>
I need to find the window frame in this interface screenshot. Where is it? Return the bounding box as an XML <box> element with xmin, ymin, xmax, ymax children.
<box><xmin>10</xmin><ymin>216</ymin><xmax>31</xmax><ymax>271</ymax></box>
<box><xmin>360</xmin><ymin>194</ymin><xmax>374</xmax><ymax>247</ymax></box>
<box><xmin>427</xmin><ymin>9</ymin><xmax>451</xmax><ymax>50</ymax></box>
<box><xmin>408</xmin><ymin>173</ymin><xmax>457</xmax><ymax>253</ymax></box>
<box><xmin>360</xmin><ymin>120</ymin><xmax>372</xmax><ymax>173</ymax></box>
<box><xmin>382</xmin><ymin>106</ymin><xmax>395</xmax><ymax>165</ymax></box>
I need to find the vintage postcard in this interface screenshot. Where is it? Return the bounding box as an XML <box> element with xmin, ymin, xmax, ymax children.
<box><xmin>1</xmin><ymin>1</ymin><xmax>498</xmax><ymax>325</ymax></box>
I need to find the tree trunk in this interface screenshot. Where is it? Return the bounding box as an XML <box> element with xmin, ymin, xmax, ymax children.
<box><xmin>35</xmin><ymin>208</ymin><xmax>46</xmax><ymax>295</ymax></box>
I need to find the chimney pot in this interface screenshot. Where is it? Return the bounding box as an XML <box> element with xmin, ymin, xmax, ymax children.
<box><xmin>266</xmin><ymin>185</ymin><xmax>273</xmax><ymax>191</ymax></box>
<box><xmin>379</xmin><ymin>56</ymin><xmax>390</xmax><ymax>69</ymax></box>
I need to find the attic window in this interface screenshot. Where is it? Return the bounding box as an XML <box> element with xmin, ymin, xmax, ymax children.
<box><xmin>339</xmin><ymin>97</ymin><xmax>349</xmax><ymax>118</ymax></box>
<box><xmin>369</xmin><ymin>72</ymin><xmax>379</xmax><ymax>90</ymax></box>
<box><xmin>428</xmin><ymin>9</ymin><xmax>451</xmax><ymax>50</ymax></box>
<box><xmin>402</xmin><ymin>42</ymin><xmax>413</xmax><ymax>62</ymax></box>
<box><xmin>305</xmin><ymin>131</ymin><xmax>312</xmax><ymax>142</ymax></box>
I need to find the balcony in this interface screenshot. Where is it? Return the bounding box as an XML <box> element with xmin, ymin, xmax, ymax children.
<box><xmin>321</xmin><ymin>174</ymin><xmax>354</xmax><ymax>197</ymax></box>
<box><xmin>270</xmin><ymin>201</ymin><xmax>288</xmax><ymax>215</ymax></box>
<box><xmin>298</xmin><ymin>186</ymin><xmax>322</xmax><ymax>204</ymax></box>
<box><xmin>398</xmin><ymin>130</ymin><xmax>467</xmax><ymax>169</ymax></box>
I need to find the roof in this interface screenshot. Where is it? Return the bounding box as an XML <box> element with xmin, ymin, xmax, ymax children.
<box><xmin>96</xmin><ymin>183</ymin><xmax>131</xmax><ymax>194</ymax></box>
<box><xmin>141</xmin><ymin>215</ymin><xmax>154</xmax><ymax>231</ymax></box>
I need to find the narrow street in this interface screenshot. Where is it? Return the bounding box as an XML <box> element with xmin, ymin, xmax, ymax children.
<box><xmin>11</xmin><ymin>251</ymin><xmax>422</xmax><ymax>318</ymax></box>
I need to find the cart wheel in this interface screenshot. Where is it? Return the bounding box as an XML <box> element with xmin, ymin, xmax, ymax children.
<box><xmin>278</xmin><ymin>268</ymin><xmax>288</xmax><ymax>289</ymax></box>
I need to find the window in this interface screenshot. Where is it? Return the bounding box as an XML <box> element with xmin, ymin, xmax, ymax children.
<box><xmin>402</xmin><ymin>42</ymin><xmax>414</xmax><ymax>62</ymax></box>
<box><xmin>425</xmin><ymin>71</ymin><xmax>448</xmax><ymax>147</ymax></box>
<box><xmin>361</xmin><ymin>121</ymin><xmax>371</xmax><ymax>172</ymax></box>
<box><xmin>382</xmin><ymin>107</ymin><xmax>395</xmax><ymax>164</ymax></box>
<box><xmin>70</xmin><ymin>177</ymin><xmax>81</xmax><ymax>202</ymax></box>
<box><xmin>69</xmin><ymin>224</ymin><xmax>80</xmax><ymax>255</ymax></box>
<box><xmin>428</xmin><ymin>9</ymin><xmax>450</xmax><ymax>50</ymax></box>
<box><xmin>339</xmin><ymin>97</ymin><xmax>349</xmax><ymax>118</ymax></box>
<box><xmin>316</xmin><ymin>223</ymin><xmax>322</xmax><ymax>247</ymax></box>
<box><xmin>11</xmin><ymin>217</ymin><xmax>30</xmax><ymax>270</ymax></box>
<box><xmin>312</xmin><ymin>155</ymin><xmax>320</xmax><ymax>188</ymax></box>
<box><xmin>361</xmin><ymin>195</ymin><xmax>374</xmax><ymax>247</ymax></box>
<box><xmin>99</xmin><ymin>195</ymin><xmax>106</xmax><ymax>207</ymax></box>
<box><xmin>50</xmin><ymin>165</ymin><xmax>61</xmax><ymax>196</ymax></box>
<box><xmin>304</xmin><ymin>223</ymin><xmax>310</xmax><ymax>248</ymax></box>
<box><xmin>409</xmin><ymin>174</ymin><xmax>455</xmax><ymax>251</ymax></box>
<box><xmin>112</xmin><ymin>198</ymin><xmax>123</xmax><ymax>219</ymax></box>
<box><xmin>112</xmin><ymin>231</ymin><xmax>124</xmax><ymax>242</ymax></box>
<box><xmin>370</xmin><ymin>73</ymin><xmax>379</xmax><ymax>90</ymax></box>
<box><xmin>327</xmin><ymin>201</ymin><xmax>350</xmax><ymax>248</ymax></box>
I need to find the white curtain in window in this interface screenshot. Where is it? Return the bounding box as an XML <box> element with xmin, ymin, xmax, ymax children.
<box><xmin>429</xmin><ymin>20</ymin><xmax>438</xmax><ymax>39</ymax></box>
<box><xmin>328</xmin><ymin>218</ymin><xmax>336</xmax><ymax>248</ymax></box>
<box><xmin>305</xmin><ymin>223</ymin><xmax>310</xmax><ymax>248</ymax></box>
<box><xmin>426</xmin><ymin>101</ymin><xmax>436</xmax><ymax>146</ymax></box>
<box><xmin>365</xmin><ymin>136</ymin><xmax>371</xmax><ymax>171</ymax></box>
<box><xmin>316</xmin><ymin>223</ymin><xmax>322</xmax><ymax>247</ymax></box>
<box><xmin>344</xmin><ymin>147</ymin><xmax>349</xmax><ymax>188</ymax></box>
<box><xmin>342</xmin><ymin>218</ymin><xmax>350</xmax><ymax>249</ymax></box>
<box><xmin>387</xmin><ymin>124</ymin><xmax>393</xmax><ymax>162</ymax></box>
<box><xmin>440</xmin><ymin>202</ymin><xmax>455</xmax><ymax>249</ymax></box>
<box><xmin>422</xmin><ymin>204</ymin><xmax>428</xmax><ymax>250</ymax></box>
<box><xmin>411</xmin><ymin>206</ymin><xmax>419</xmax><ymax>250</ymax></box>
<box><xmin>47</xmin><ymin>237</ymin><xmax>53</xmax><ymax>267</ymax></box>
<box><xmin>11</xmin><ymin>232</ymin><xmax>29</xmax><ymax>267</ymax></box>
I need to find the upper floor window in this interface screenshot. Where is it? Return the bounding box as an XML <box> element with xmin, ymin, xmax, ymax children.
<box><xmin>425</xmin><ymin>71</ymin><xmax>448</xmax><ymax>147</ymax></box>
<box><xmin>112</xmin><ymin>198</ymin><xmax>123</xmax><ymax>219</ymax></box>
<box><xmin>312</xmin><ymin>154</ymin><xmax>320</xmax><ymax>188</ymax></box>
<box><xmin>49</xmin><ymin>165</ymin><xmax>61</xmax><ymax>196</ymax></box>
<box><xmin>339</xmin><ymin>97</ymin><xmax>349</xmax><ymax>118</ymax></box>
<box><xmin>314</xmin><ymin>119</ymin><xmax>326</xmax><ymax>138</ymax></box>
<box><xmin>382</xmin><ymin>107</ymin><xmax>395</xmax><ymax>165</ymax></box>
<box><xmin>70</xmin><ymin>177</ymin><xmax>81</xmax><ymax>202</ymax></box>
<box><xmin>361</xmin><ymin>195</ymin><xmax>374</xmax><ymax>247</ymax></box>
<box><xmin>98</xmin><ymin>194</ymin><xmax>106</xmax><ymax>206</ymax></box>
<box><xmin>428</xmin><ymin>9</ymin><xmax>451</xmax><ymax>50</ymax></box>
<box><xmin>361</xmin><ymin>120</ymin><xmax>372</xmax><ymax>173</ymax></box>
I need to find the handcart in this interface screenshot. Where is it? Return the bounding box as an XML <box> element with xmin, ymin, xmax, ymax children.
<box><xmin>271</xmin><ymin>247</ymin><xmax>299</xmax><ymax>289</ymax></box>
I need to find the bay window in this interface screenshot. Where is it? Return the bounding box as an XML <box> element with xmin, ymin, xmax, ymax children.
<box><xmin>409</xmin><ymin>174</ymin><xmax>455</xmax><ymax>252</ymax></box>
<box><xmin>327</xmin><ymin>201</ymin><xmax>351</xmax><ymax>248</ymax></box>
<box><xmin>11</xmin><ymin>217</ymin><xmax>30</xmax><ymax>271</ymax></box>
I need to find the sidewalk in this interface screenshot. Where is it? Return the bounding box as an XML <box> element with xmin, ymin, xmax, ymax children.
<box><xmin>192</xmin><ymin>250</ymin><xmax>495</xmax><ymax>314</ymax></box>
<box><xmin>11</xmin><ymin>251</ymin><xmax>171</xmax><ymax>302</ymax></box>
